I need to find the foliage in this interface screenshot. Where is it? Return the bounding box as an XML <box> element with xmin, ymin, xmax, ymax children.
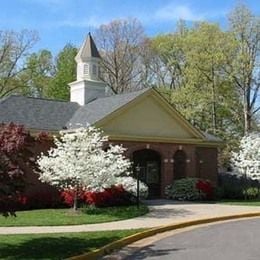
<box><xmin>0</xmin><ymin>230</ymin><xmax>144</xmax><ymax>259</ymax></box>
<box><xmin>196</xmin><ymin>179</ymin><xmax>214</xmax><ymax>200</ymax></box>
<box><xmin>22</xmin><ymin>49</ymin><xmax>54</xmax><ymax>97</ymax></box>
<box><xmin>228</xmin><ymin>4</ymin><xmax>260</xmax><ymax>133</ymax></box>
<box><xmin>37</xmin><ymin>126</ymin><xmax>148</xmax><ymax>210</ymax></box>
<box><xmin>165</xmin><ymin>178</ymin><xmax>213</xmax><ymax>201</ymax></box>
<box><xmin>0</xmin><ymin>123</ymin><xmax>52</xmax><ymax>216</ymax></box>
<box><xmin>0</xmin><ymin>123</ymin><xmax>30</xmax><ymax>216</ymax></box>
<box><xmin>46</xmin><ymin>44</ymin><xmax>77</xmax><ymax>100</ymax></box>
<box><xmin>61</xmin><ymin>185</ymin><xmax>134</xmax><ymax>207</ymax></box>
<box><xmin>94</xmin><ymin>18</ymin><xmax>145</xmax><ymax>93</ymax></box>
<box><xmin>218</xmin><ymin>172</ymin><xmax>259</xmax><ymax>199</ymax></box>
<box><xmin>0</xmin><ymin>30</ymin><xmax>39</xmax><ymax>98</ymax></box>
<box><xmin>152</xmin><ymin>22</ymin><xmax>242</xmax><ymax>137</ymax></box>
<box><xmin>243</xmin><ymin>187</ymin><xmax>260</xmax><ymax>200</ymax></box>
<box><xmin>18</xmin><ymin>190</ymin><xmax>63</xmax><ymax>210</ymax></box>
<box><xmin>231</xmin><ymin>132</ymin><xmax>260</xmax><ymax>181</ymax></box>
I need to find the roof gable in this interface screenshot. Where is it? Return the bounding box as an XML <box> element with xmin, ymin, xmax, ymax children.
<box><xmin>95</xmin><ymin>88</ymin><xmax>205</xmax><ymax>141</ymax></box>
<box><xmin>67</xmin><ymin>88</ymin><xmax>149</xmax><ymax>128</ymax></box>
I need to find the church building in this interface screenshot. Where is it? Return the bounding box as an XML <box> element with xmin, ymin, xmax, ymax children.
<box><xmin>0</xmin><ymin>34</ymin><xmax>221</xmax><ymax>198</ymax></box>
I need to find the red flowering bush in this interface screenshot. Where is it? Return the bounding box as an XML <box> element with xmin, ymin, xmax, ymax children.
<box><xmin>0</xmin><ymin>123</ymin><xmax>54</xmax><ymax>215</ymax></box>
<box><xmin>0</xmin><ymin>123</ymin><xmax>30</xmax><ymax>216</ymax></box>
<box><xmin>165</xmin><ymin>178</ymin><xmax>214</xmax><ymax>201</ymax></box>
<box><xmin>19</xmin><ymin>190</ymin><xmax>63</xmax><ymax>210</ymax></box>
<box><xmin>37</xmin><ymin>131</ymin><xmax>51</xmax><ymax>142</ymax></box>
<box><xmin>60</xmin><ymin>189</ymin><xmax>85</xmax><ymax>207</ymax></box>
<box><xmin>196</xmin><ymin>179</ymin><xmax>214</xmax><ymax>200</ymax></box>
<box><xmin>85</xmin><ymin>185</ymin><xmax>132</xmax><ymax>207</ymax></box>
<box><xmin>60</xmin><ymin>186</ymin><xmax>133</xmax><ymax>208</ymax></box>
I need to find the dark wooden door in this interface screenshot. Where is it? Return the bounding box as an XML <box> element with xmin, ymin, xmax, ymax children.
<box><xmin>133</xmin><ymin>149</ymin><xmax>161</xmax><ymax>198</ymax></box>
<box><xmin>173</xmin><ymin>150</ymin><xmax>186</xmax><ymax>180</ymax></box>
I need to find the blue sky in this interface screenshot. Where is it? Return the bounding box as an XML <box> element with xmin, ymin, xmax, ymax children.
<box><xmin>1</xmin><ymin>0</ymin><xmax>259</xmax><ymax>54</ymax></box>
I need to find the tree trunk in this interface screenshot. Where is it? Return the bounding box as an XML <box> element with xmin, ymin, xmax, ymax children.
<box><xmin>211</xmin><ymin>71</ymin><xmax>217</xmax><ymax>134</ymax></box>
<box><xmin>243</xmin><ymin>90</ymin><xmax>251</xmax><ymax>134</ymax></box>
<box><xmin>73</xmin><ymin>189</ymin><xmax>78</xmax><ymax>211</ymax></box>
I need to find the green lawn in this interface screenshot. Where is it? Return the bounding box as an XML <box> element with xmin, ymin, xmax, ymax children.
<box><xmin>218</xmin><ymin>199</ymin><xmax>260</xmax><ymax>206</ymax></box>
<box><xmin>0</xmin><ymin>205</ymin><xmax>148</xmax><ymax>227</ymax></box>
<box><xmin>0</xmin><ymin>229</ymin><xmax>144</xmax><ymax>259</ymax></box>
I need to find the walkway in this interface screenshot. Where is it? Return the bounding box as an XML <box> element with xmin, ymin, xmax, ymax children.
<box><xmin>0</xmin><ymin>200</ymin><xmax>260</xmax><ymax>234</ymax></box>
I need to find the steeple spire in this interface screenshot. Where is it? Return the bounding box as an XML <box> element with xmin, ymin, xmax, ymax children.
<box><xmin>75</xmin><ymin>33</ymin><xmax>101</xmax><ymax>62</ymax></box>
<box><xmin>69</xmin><ymin>34</ymin><xmax>109</xmax><ymax>106</ymax></box>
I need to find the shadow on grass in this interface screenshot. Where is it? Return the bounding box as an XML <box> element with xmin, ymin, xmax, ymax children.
<box><xmin>0</xmin><ymin>235</ymin><xmax>120</xmax><ymax>259</ymax></box>
<box><xmin>146</xmin><ymin>207</ymin><xmax>194</xmax><ymax>219</ymax></box>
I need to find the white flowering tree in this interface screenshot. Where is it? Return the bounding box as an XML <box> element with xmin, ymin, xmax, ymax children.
<box><xmin>37</xmin><ymin>126</ymin><xmax>147</xmax><ymax>210</ymax></box>
<box><xmin>231</xmin><ymin>132</ymin><xmax>260</xmax><ymax>181</ymax></box>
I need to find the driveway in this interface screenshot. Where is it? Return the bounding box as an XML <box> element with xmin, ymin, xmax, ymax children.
<box><xmin>126</xmin><ymin>218</ymin><xmax>260</xmax><ymax>260</ymax></box>
<box><xmin>0</xmin><ymin>200</ymin><xmax>259</xmax><ymax>234</ymax></box>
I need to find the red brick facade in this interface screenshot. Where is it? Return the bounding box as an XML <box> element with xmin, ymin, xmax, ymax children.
<box><xmin>111</xmin><ymin>140</ymin><xmax>218</xmax><ymax>197</ymax></box>
<box><xmin>23</xmin><ymin>139</ymin><xmax>218</xmax><ymax>201</ymax></box>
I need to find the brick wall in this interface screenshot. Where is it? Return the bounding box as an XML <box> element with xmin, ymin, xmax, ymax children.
<box><xmin>110</xmin><ymin>140</ymin><xmax>218</xmax><ymax>197</ymax></box>
<box><xmin>195</xmin><ymin>147</ymin><xmax>218</xmax><ymax>185</ymax></box>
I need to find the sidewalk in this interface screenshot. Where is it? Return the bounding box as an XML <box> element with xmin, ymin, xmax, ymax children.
<box><xmin>0</xmin><ymin>200</ymin><xmax>260</xmax><ymax>235</ymax></box>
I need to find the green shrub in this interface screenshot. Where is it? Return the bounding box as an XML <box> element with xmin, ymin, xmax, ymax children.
<box><xmin>213</xmin><ymin>186</ymin><xmax>224</xmax><ymax>200</ymax></box>
<box><xmin>243</xmin><ymin>187</ymin><xmax>260</xmax><ymax>200</ymax></box>
<box><xmin>165</xmin><ymin>178</ymin><xmax>209</xmax><ymax>201</ymax></box>
<box><xmin>218</xmin><ymin>173</ymin><xmax>260</xmax><ymax>200</ymax></box>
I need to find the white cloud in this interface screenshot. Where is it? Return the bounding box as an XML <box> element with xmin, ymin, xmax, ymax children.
<box><xmin>54</xmin><ymin>16</ymin><xmax>110</xmax><ymax>28</ymax></box>
<box><xmin>155</xmin><ymin>3</ymin><xmax>205</xmax><ymax>21</ymax></box>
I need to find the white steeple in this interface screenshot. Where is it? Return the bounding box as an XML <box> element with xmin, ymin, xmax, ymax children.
<box><xmin>75</xmin><ymin>32</ymin><xmax>101</xmax><ymax>81</ymax></box>
<box><xmin>69</xmin><ymin>33</ymin><xmax>108</xmax><ymax>105</ymax></box>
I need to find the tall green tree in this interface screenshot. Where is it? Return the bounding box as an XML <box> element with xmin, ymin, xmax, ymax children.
<box><xmin>151</xmin><ymin>22</ymin><xmax>242</xmax><ymax>137</ymax></box>
<box><xmin>94</xmin><ymin>18</ymin><xmax>145</xmax><ymax>93</ymax></box>
<box><xmin>47</xmin><ymin>44</ymin><xmax>77</xmax><ymax>100</ymax></box>
<box><xmin>0</xmin><ymin>30</ymin><xmax>38</xmax><ymax>97</ymax></box>
<box><xmin>227</xmin><ymin>4</ymin><xmax>260</xmax><ymax>133</ymax></box>
<box><xmin>147</xmin><ymin>21</ymin><xmax>188</xmax><ymax>90</ymax></box>
<box><xmin>22</xmin><ymin>49</ymin><xmax>54</xmax><ymax>97</ymax></box>
<box><xmin>179</xmin><ymin>22</ymin><xmax>242</xmax><ymax>135</ymax></box>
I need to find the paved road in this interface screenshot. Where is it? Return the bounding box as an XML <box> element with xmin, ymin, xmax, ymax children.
<box><xmin>126</xmin><ymin>218</ymin><xmax>260</xmax><ymax>260</ymax></box>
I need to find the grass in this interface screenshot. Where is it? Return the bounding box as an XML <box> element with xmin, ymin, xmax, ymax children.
<box><xmin>218</xmin><ymin>199</ymin><xmax>260</xmax><ymax>206</ymax></box>
<box><xmin>0</xmin><ymin>229</ymin><xmax>144</xmax><ymax>259</ymax></box>
<box><xmin>0</xmin><ymin>205</ymin><xmax>148</xmax><ymax>227</ymax></box>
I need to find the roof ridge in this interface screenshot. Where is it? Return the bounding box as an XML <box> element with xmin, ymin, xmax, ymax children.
<box><xmin>0</xmin><ymin>94</ymin><xmax>79</xmax><ymax>105</ymax></box>
<box><xmin>89</xmin><ymin>87</ymin><xmax>151</xmax><ymax>102</ymax></box>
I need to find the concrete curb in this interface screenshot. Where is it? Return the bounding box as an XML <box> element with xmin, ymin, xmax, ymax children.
<box><xmin>68</xmin><ymin>212</ymin><xmax>260</xmax><ymax>260</ymax></box>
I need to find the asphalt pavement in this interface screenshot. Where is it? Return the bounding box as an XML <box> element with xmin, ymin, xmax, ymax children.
<box><xmin>126</xmin><ymin>218</ymin><xmax>260</xmax><ymax>260</ymax></box>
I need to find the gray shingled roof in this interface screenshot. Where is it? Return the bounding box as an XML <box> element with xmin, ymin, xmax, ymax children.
<box><xmin>202</xmin><ymin>132</ymin><xmax>222</xmax><ymax>142</ymax></box>
<box><xmin>0</xmin><ymin>89</ymin><xmax>222</xmax><ymax>143</ymax></box>
<box><xmin>75</xmin><ymin>33</ymin><xmax>101</xmax><ymax>61</ymax></box>
<box><xmin>67</xmin><ymin>88</ymin><xmax>150</xmax><ymax>128</ymax></box>
<box><xmin>0</xmin><ymin>95</ymin><xmax>79</xmax><ymax>131</ymax></box>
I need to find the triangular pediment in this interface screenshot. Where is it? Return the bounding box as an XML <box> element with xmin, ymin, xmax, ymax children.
<box><xmin>96</xmin><ymin>89</ymin><xmax>204</xmax><ymax>142</ymax></box>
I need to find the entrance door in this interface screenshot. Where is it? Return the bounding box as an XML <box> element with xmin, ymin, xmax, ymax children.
<box><xmin>133</xmin><ymin>149</ymin><xmax>161</xmax><ymax>198</ymax></box>
<box><xmin>173</xmin><ymin>150</ymin><xmax>186</xmax><ymax>180</ymax></box>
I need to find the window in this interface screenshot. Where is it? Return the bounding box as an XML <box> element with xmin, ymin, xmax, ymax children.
<box><xmin>84</xmin><ymin>64</ymin><xmax>89</xmax><ymax>76</ymax></box>
<box><xmin>92</xmin><ymin>64</ymin><xmax>97</xmax><ymax>75</ymax></box>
